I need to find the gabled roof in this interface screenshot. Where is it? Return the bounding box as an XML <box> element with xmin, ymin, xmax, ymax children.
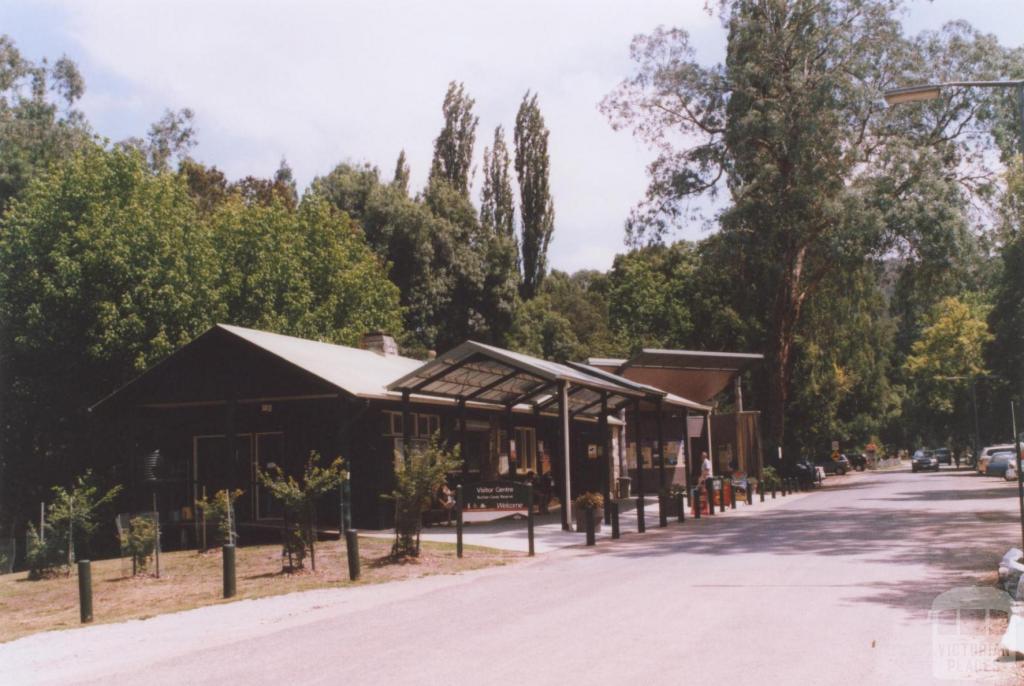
<box><xmin>91</xmin><ymin>324</ymin><xmax>424</xmax><ymax>411</ymax></box>
<box><xmin>216</xmin><ymin>324</ymin><xmax>423</xmax><ymax>400</ymax></box>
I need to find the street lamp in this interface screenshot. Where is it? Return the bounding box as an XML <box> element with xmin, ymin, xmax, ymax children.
<box><xmin>884</xmin><ymin>80</ymin><xmax>1024</xmax><ymax>156</ymax></box>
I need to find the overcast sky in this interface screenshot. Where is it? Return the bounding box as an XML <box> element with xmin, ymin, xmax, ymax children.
<box><xmin>3</xmin><ymin>0</ymin><xmax>1023</xmax><ymax>272</ymax></box>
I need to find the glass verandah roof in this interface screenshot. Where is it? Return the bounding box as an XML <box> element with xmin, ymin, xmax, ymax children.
<box><xmin>387</xmin><ymin>341</ymin><xmax>653</xmax><ymax>418</ymax></box>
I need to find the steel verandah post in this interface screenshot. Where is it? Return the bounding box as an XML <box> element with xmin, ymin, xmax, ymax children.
<box><xmin>559</xmin><ymin>380</ymin><xmax>572</xmax><ymax>532</ymax></box>
<box><xmin>456</xmin><ymin>484</ymin><xmax>464</xmax><ymax>558</ymax></box>
<box><xmin>634</xmin><ymin>399</ymin><xmax>645</xmax><ymax>533</ymax></box>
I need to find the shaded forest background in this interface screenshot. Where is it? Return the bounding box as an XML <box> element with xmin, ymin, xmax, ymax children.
<box><xmin>2</xmin><ymin>0</ymin><xmax>1024</xmax><ymax>533</ymax></box>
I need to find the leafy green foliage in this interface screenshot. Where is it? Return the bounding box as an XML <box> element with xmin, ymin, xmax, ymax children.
<box><xmin>387</xmin><ymin>439</ymin><xmax>459</xmax><ymax>558</ymax></box>
<box><xmin>429</xmin><ymin>81</ymin><xmax>478</xmax><ymax>196</ymax></box>
<box><xmin>257</xmin><ymin>452</ymin><xmax>347</xmax><ymax>570</ymax></box>
<box><xmin>122</xmin><ymin>515</ymin><xmax>157</xmax><ymax>573</ymax></box>
<box><xmin>514</xmin><ymin>92</ymin><xmax>555</xmax><ymax>299</ymax></box>
<box><xmin>905</xmin><ymin>296</ymin><xmax>993</xmax><ymax>415</ymax></box>
<box><xmin>0</xmin><ymin>35</ymin><xmax>90</xmax><ymax>212</ymax></box>
<box><xmin>25</xmin><ymin>522</ymin><xmax>65</xmax><ymax>580</ymax></box>
<box><xmin>195</xmin><ymin>489</ymin><xmax>243</xmax><ymax>548</ymax></box>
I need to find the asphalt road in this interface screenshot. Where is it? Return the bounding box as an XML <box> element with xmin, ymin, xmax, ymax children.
<box><xmin>4</xmin><ymin>468</ymin><xmax>1023</xmax><ymax>685</ymax></box>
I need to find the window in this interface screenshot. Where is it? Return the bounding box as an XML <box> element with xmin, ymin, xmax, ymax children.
<box><xmin>515</xmin><ymin>427</ymin><xmax>537</xmax><ymax>472</ymax></box>
<box><xmin>384</xmin><ymin>411</ymin><xmax>440</xmax><ymax>439</ymax></box>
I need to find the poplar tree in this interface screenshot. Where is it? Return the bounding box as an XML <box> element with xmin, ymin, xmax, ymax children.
<box><xmin>480</xmin><ymin>126</ymin><xmax>516</xmax><ymax>241</ymax></box>
<box><xmin>392</xmin><ymin>149</ymin><xmax>411</xmax><ymax>195</ymax></box>
<box><xmin>429</xmin><ymin>82</ymin><xmax>478</xmax><ymax>196</ymax></box>
<box><xmin>514</xmin><ymin>92</ymin><xmax>555</xmax><ymax>299</ymax></box>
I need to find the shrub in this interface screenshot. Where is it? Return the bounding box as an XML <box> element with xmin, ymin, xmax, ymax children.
<box><xmin>574</xmin><ymin>492</ymin><xmax>604</xmax><ymax>510</ymax></box>
<box><xmin>25</xmin><ymin>522</ymin><xmax>66</xmax><ymax>579</ymax></box>
<box><xmin>386</xmin><ymin>438</ymin><xmax>459</xmax><ymax>558</ymax></box>
<box><xmin>121</xmin><ymin>516</ymin><xmax>157</xmax><ymax>573</ymax></box>
<box><xmin>257</xmin><ymin>452</ymin><xmax>347</xmax><ymax>571</ymax></box>
<box><xmin>761</xmin><ymin>466</ymin><xmax>781</xmax><ymax>489</ymax></box>
<box><xmin>196</xmin><ymin>489</ymin><xmax>243</xmax><ymax>548</ymax></box>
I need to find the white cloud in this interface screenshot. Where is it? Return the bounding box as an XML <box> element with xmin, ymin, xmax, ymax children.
<box><xmin>53</xmin><ymin>0</ymin><xmax>718</xmax><ymax>271</ymax></box>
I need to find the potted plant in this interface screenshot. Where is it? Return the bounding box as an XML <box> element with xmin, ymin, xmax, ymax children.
<box><xmin>572</xmin><ymin>492</ymin><xmax>604</xmax><ymax>533</ymax></box>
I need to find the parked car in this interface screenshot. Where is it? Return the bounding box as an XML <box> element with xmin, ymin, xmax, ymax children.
<box><xmin>985</xmin><ymin>451</ymin><xmax>1016</xmax><ymax>478</ymax></box>
<box><xmin>912</xmin><ymin>451</ymin><xmax>939</xmax><ymax>472</ymax></box>
<box><xmin>977</xmin><ymin>444</ymin><xmax>1016</xmax><ymax>475</ymax></box>
<box><xmin>782</xmin><ymin>458</ymin><xmax>819</xmax><ymax>488</ymax></box>
<box><xmin>815</xmin><ymin>455</ymin><xmax>850</xmax><ymax>475</ymax></box>
<box><xmin>1006</xmin><ymin>459</ymin><xmax>1018</xmax><ymax>482</ymax></box>
<box><xmin>846</xmin><ymin>452</ymin><xmax>867</xmax><ymax>471</ymax></box>
<box><xmin>933</xmin><ymin>447</ymin><xmax>952</xmax><ymax>465</ymax></box>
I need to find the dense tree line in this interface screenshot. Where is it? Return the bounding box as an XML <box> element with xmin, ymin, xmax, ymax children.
<box><xmin>2</xmin><ymin>0</ymin><xmax>1023</xmax><ymax>537</ymax></box>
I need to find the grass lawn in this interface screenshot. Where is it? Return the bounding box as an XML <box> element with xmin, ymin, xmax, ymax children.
<box><xmin>0</xmin><ymin>535</ymin><xmax>521</xmax><ymax>643</ymax></box>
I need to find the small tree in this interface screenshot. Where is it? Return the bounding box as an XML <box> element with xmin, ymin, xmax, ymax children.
<box><xmin>26</xmin><ymin>471</ymin><xmax>122</xmax><ymax>578</ymax></box>
<box><xmin>195</xmin><ymin>489</ymin><xmax>243</xmax><ymax>548</ymax></box>
<box><xmin>257</xmin><ymin>452</ymin><xmax>347</xmax><ymax>571</ymax></box>
<box><xmin>25</xmin><ymin>522</ymin><xmax>65</xmax><ymax>579</ymax></box>
<box><xmin>386</xmin><ymin>439</ymin><xmax>460</xmax><ymax>558</ymax></box>
<box><xmin>122</xmin><ymin>515</ymin><xmax>157</xmax><ymax>574</ymax></box>
<box><xmin>51</xmin><ymin>471</ymin><xmax>123</xmax><ymax>566</ymax></box>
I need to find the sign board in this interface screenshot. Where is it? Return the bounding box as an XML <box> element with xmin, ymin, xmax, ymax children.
<box><xmin>463</xmin><ymin>481</ymin><xmax>531</xmax><ymax>511</ymax></box>
<box><xmin>831</xmin><ymin>440</ymin><xmax>840</xmax><ymax>451</ymax></box>
<box><xmin>687</xmin><ymin>415</ymin><xmax>705</xmax><ymax>439</ymax></box>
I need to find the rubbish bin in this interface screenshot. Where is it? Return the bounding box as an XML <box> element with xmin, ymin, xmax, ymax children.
<box><xmin>616</xmin><ymin>477</ymin><xmax>631</xmax><ymax>499</ymax></box>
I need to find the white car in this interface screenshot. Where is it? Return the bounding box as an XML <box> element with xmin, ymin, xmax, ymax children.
<box><xmin>977</xmin><ymin>444</ymin><xmax>1015</xmax><ymax>475</ymax></box>
<box><xmin>1006</xmin><ymin>460</ymin><xmax>1018</xmax><ymax>482</ymax></box>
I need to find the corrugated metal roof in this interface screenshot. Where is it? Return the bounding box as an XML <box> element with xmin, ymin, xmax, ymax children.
<box><xmin>387</xmin><ymin>340</ymin><xmax>647</xmax><ymax>417</ymax></box>
<box><xmin>217</xmin><ymin>324</ymin><xmax>423</xmax><ymax>400</ymax></box>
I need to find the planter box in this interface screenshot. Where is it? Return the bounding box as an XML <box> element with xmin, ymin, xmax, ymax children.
<box><xmin>571</xmin><ymin>505</ymin><xmax>604</xmax><ymax>533</ymax></box>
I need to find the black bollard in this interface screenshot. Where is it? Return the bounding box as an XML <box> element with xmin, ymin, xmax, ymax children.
<box><xmin>345</xmin><ymin>529</ymin><xmax>360</xmax><ymax>581</ymax></box>
<box><xmin>585</xmin><ymin>506</ymin><xmax>596</xmax><ymax>546</ymax></box>
<box><xmin>456</xmin><ymin>484</ymin><xmax>464</xmax><ymax>559</ymax></box>
<box><xmin>676</xmin><ymin>492</ymin><xmax>685</xmax><ymax>523</ymax></box>
<box><xmin>707</xmin><ymin>480</ymin><xmax>716</xmax><ymax>516</ymax></box>
<box><xmin>771</xmin><ymin>481</ymin><xmax>777</xmax><ymax>499</ymax></box>
<box><xmin>693</xmin><ymin>487</ymin><xmax>701</xmax><ymax>519</ymax></box>
<box><xmin>637</xmin><ymin>495</ymin><xmax>646</xmax><ymax>533</ymax></box>
<box><xmin>759</xmin><ymin>480</ymin><xmax>765</xmax><ymax>502</ymax></box>
<box><xmin>719</xmin><ymin>481</ymin><xmax>726</xmax><ymax>513</ymax></box>
<box><xmin>611</xmin><ymin>500</ymin><xmax>620</xmax><ymax>539</ymax></box>
<box><xmin>781</xmin><ymin>478</ymin><xmax>787</xmax><ymax>496</ymax></box>
<box><xmin>659</xmin><ymin>493</ymin><xmax>668</xmax><ymax>528</ymax></box>
<box><xmin>78</xmin><ymin>560</ymin><xmax>93</xmax><ymax>623</ymax></box>
<box><xmin>527</xmin><ymin>485</ymin><xmax>535</xmax><ymax>557</ymax></box>
<box><xmin>729</xmin><ymin>481</ymin><xmax>737</xmax><ymax>510</ymax></box>
<box><xmin>223</xmin><ymin>544</ymin><xmax>236</xmax><ymax>599</ymax></box>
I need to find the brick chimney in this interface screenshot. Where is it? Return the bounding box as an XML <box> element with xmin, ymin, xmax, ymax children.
<box><xmin>360</xmin><ymin>332</ymin><xmax>399</xmax><ymax>356</ymax></box>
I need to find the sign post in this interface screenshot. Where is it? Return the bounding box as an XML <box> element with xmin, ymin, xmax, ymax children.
<box><xmin>1012</xmin><ymin>401</ymin><xmax>1023</xmax><ymax>554</ymax></box>
<box><xmin>460</xmin><ymin>481</ymin><xmax>535</xmax><ymax>556</ymax></box>
<box><xmin>455</xmin><ymin>485</ymin><xmax>464</xmax><ymax>559</ymax></box>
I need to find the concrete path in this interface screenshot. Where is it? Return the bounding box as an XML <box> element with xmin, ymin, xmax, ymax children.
<box><xmin>3</xmin><ymin>469</ymin><xmax>1022</xmax><ymax>685</ymax></box>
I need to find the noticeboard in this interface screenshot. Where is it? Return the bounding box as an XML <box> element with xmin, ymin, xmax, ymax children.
<box><xmin>463</xmin><ymin>481</ymin><xmax>531</xmax><ymax>511</ymax></box>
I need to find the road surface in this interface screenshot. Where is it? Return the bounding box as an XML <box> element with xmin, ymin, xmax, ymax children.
<box><xmin>4</xmin><ymin>468</ymin><xmax>1023</xmax><ymax>685</ymax></box>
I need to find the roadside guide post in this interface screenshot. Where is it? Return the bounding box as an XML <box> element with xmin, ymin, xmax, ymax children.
<box><xmin>676</xmin><ymin>491</ymin><xmax>685</xmax><ymax>523</ymax></box>
<box><xmin>693</xmin><ymin>486</ymin><xmax>701</xmax><ymax>519</ymax></box>
<box><xmin>719</xmin><ymin>479</ymin><xmax>726</xmax><ymax>513</ymax></box>
<box><xmin>345</xmin><ymin>529</ymin><xmax>360</xmax><ymax>581</ymax></box>
<box><xmin>456</xmin><ymin>485</ymin><xmax>464</xmax><ymax>559</ymax></box>
<box><xmin>759</xmin><ymin>480</ymin><xmax>765</xmax><ymax>502</ymax></box>
<box><xmin>659</xmin><ymin>492</ymin><xmax>668</xmax><ymax>528</ymax></box>
<box><xmin>78</xmin><ymin>559</ymin><xmax>93</xmax><ymax>623</ymax></box>
<box><xmin>611</xmin><ymin>500</ymin><xmax>620</xmax><ymax>539</ymax></box>
<box><xmin>585</xmin><ymin>506</ymin><xmax>596</xmax><ymax>546</ymax></box>
<box><xmin>527</xmin><ymin>484</ymin><xmax>535</xmax><ymax>557</ymax></box>
<box><xmin>729</xmin><ymin>480</ymin><xmax>737</xmax><ymax>510</ymax></box>
<box><xmin>222</xmin><ymin>544</ymin><xmax>236</xmax><ymax>599</ymax></box>
<box><xmin>1012</xmin><ymin>401</ymin><xmax>1023</xmax><ymax>553</ymax></box>
<box><xmin>706</xmin><ymin>479</ymin><xmax>715</xmax><ymax>516</ymax></box>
